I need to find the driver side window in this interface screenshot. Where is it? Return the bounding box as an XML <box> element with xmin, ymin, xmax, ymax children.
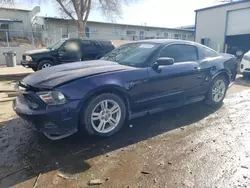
<box><xmin>159</xmin><ymin>44</ymin><xmax>198</xmax><ymax>63</ymax></box>
<box><xmin>61</xmin><ymin>41</ymin><xmax>80</xmax><ymax>52</ymax></box>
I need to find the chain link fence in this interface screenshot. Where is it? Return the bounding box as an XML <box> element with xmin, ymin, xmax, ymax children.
<box><xmin>0</xmin><ymin>29</ymin><xmax>57</xmax><ymax>48</ymax></box>
<box><xmin>0</xmin><ymin>29</ymin><xmax>194</xmax><ymax>48</ymax></box>
<box><xmin>0</xmin><ymin>29</ymin><xmax>194</xmax><ymax>65</ymax></box>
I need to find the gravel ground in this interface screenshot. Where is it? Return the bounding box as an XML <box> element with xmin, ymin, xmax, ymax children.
<box><xmin>0</xmin><ymin>76</ymin><xmax>250</xmax><ymax>188</ymax></box>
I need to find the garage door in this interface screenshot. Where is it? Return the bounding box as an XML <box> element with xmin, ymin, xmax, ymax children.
<box><xmin>226</xmin><ymin>8</ymin><xmax>250</xmax><ymax>36</ymax></box>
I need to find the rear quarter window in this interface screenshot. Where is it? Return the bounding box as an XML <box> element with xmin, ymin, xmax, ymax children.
<box><xmin>199</xmin><ymin>46</ymin><xmax>220</xmax><ymax>59</ymax></box>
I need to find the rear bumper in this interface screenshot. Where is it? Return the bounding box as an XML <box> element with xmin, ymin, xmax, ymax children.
<box><xmin>13</xmin><ymin>94</ymin><xmax>80</xmax><ymax>140</ymax></box>
<box><xmin>21</xmin><ymin>60</ymin><xmax>37</xmax><ymax>69</ymax></box>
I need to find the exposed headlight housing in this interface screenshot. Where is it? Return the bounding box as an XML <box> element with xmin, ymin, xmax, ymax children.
<box><xmin>25</xmin><ymin>55</ymin><xmax>33</xmax><ymax>62</ymax></box>
<box><xmin>37</xmin><ymin>91</ymin><xmax>66</xmax><ymax>105</ymax></box>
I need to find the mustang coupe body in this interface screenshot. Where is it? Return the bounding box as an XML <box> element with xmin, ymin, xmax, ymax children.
<box><xmin>13</xmin><ymin>39</ymin><xmax>238</xmax><ymax>140</ymax></box>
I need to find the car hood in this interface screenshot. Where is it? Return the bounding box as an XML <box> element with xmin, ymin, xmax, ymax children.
<box><xmin>25</xmin><ymin>49</ymin><xmax>50</xmax><ymax>55</ymax></box>
<box><xmin>244</xmin><ymin>50</ymin><xmax>250</xmax><ymax>57</ymax></box>
<box><xmin>22</xmin><ymin>60</ymin><xmax>133</xmax><ymax>89</ymax></box>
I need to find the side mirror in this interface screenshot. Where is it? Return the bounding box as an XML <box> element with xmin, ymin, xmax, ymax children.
<box><xmin>152</xmin><ymin>57</ymin><xmax>174</xmax><ymax>69</ymax></box>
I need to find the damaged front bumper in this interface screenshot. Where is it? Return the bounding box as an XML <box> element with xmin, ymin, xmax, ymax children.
<box><xmin>13</xmin><ymin>94</ymin><xmax>80</xmax><ymax>140</ymax></box>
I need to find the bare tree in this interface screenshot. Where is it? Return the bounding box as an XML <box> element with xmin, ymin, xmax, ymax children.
<box><xmin>55</xmin><ymin>0</ymin><xmax>131</xmax><ymax>36</ymax></box>
<box><xmin>0</xmin><ymin>0</ymin><xmax>134</xmax><ymax>36</ymax></box>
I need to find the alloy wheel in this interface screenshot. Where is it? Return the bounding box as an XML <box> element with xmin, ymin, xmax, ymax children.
<box><xmin>41</xmin><ymin>63</ymin><xmax>52</xmax><ymax>69</ymax></box>
<box><xmin>212</xmin><ymin>80</ymin><xmax>226</xmax><ymax>102</ymax></box>
<box><xmin>91</xmin><ymin>99</ymin><xmax>121</xmax><ymax>133</ymax></box>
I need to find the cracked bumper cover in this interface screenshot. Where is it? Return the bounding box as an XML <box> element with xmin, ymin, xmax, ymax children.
<box><xmin>13</xmin><ymin>95</ymin><xmax>80</xmax><ymax>140</ymax></box>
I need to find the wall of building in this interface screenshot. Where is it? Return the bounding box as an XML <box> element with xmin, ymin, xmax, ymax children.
<box><xmin>195</xmin><ymin>1</ymin><xmax>250</xmax><ymax>52</ymax></box>
<box><xmin>0</xmin><ymin>9</ymin><xmax>31</xmax><ymax>34</ymax></box>
<box><xmin>37</xmin><ymin>17</ymin><xmax>194</xmax><ymax>44</ymax></box>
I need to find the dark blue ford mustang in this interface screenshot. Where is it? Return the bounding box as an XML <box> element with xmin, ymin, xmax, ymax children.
<box><xmin>13</xmin><ymin>39</ymin><xmax>238</xmax><ymax>140</ymax></box>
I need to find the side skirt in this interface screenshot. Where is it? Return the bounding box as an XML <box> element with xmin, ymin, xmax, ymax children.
<box><xmin>129</xmin><ymin>95</ymin><xmax>205</xmax><ymax>120</ymax></box>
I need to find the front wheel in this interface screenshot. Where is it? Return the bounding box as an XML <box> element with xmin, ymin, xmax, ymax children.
<box><xmin>37</xmin><ymin>60</ymin><xmax>54</xmax><ymax>70</ymax></box>
<box><xmin>81</xmin><ymin>93</ymin><xmax>126</xmax><ymax>137</ymax></box>
<box><xmin>205</xmin><ymin>75</ymin><xmax>228</xmax><ymax>106</ymax></box>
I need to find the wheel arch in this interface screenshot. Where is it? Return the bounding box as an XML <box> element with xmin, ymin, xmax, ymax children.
<box><xmin>212</xmin><ymin>70</ymin><xmax>230</xmax><ymax>86</ymax></box>
<box><xmin>37</xmin><ymin>56</ymin><xmax>58</xmax><ymax>65</ymax></box>
<box><xmin>80</xmin><ymin>85</ymin><xmax>133</xmax><ymax>120</ymax></box>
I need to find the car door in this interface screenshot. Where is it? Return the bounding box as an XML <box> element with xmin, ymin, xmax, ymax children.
<box><xmin>58</xmin><ymin>40</ymin><xmax>81</xmax><ymax>63</ymax></box>
<box><xmin>145</xmin><ymin>44</ymin><xmax>206</xmax><ymax>106</ymax></box>
<box><xmin>81</xmin><ymin>40</ymin><xmax>100</xmax><ymax>60</ymax></box>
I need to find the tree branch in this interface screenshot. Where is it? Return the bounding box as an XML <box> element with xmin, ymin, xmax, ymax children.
<box><xmin>83</xmin><ymin>0</ymin><xmax>91</xmax><ymax>21</ymax></box>
<box><xmin>56</xmin><ymin>0</ymin><xmax>76</xmax><ymax>21</ymax></box>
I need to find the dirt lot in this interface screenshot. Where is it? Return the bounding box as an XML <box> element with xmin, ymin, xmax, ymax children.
<box><xmin>0</xmin><ymin>75</ymin><xmax>250</xmax><ymax>188</ymax></box>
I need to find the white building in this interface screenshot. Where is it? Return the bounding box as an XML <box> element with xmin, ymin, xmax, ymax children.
<box><xmin>0</xmin><ymin>6</ymin><xmax>40</xmax><ymax>39</ymax></box>
<box><xmin>34</xmin><ymin>16</ymin><xmax>194</xmax><ymax>45</ymax></box>
<box><xmin>195</xmin><ymin>0</ymin><xmax>250</xmax><ymax>55</ymax></box>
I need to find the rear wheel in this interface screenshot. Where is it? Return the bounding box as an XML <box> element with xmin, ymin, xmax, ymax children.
<box><xmin>81</xmin><ymin>93</ymin><xmax>126</xmax><ymax>137</ymax></box>
<box><xmin>37</xmin><ymin>60</ymin><xmax>54</xmax><ymax>70</ymax></box>
<box><xmin>205</xmin><ymin>75</ymin><xmax>228</xmax><ymax>106</ymax></box>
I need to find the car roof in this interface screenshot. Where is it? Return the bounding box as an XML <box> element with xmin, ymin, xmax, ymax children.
<box><xmin>68</xmin><ymin>37</ymin><xmax>111</xmax><ymax>42</ymax></box>
<box><xmin>135</xmin><ymin>39</ymin><xmax>197</xmax><ymax>45</ymax></box>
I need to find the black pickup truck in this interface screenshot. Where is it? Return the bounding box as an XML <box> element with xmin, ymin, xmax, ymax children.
<box><xmin>21</xmin><ymin>38</ymin><xmax>115</xmax><ymax>71</ymax></box>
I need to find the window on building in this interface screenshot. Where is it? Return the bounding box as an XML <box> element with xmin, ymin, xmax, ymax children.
<box><xmin>126</xmin><ymin>30</ymin><xmax>136</xmax><ymax>35</ymax></box>
<box><xmin>112</xmin><ymin>29</ymin><xmax>121</xmax><ymax>35</ymax></box>
<box><xmin>159</xmin><ymin>44</ymin><xmax>198</xmax><ymax>63</ymax></box>
<box><xmin>188</xmin><ymin>34</ymin><xmax>194</xmax><ymax>41</ymax></box>
<box><xmin>164</xmin><ymin>32</ymin><xmax>168</xmax><ymax>39</ymax></box>
<box><xmin>182</xmin><ymin>34</ymin><xmax>187</xmax><ymax>40</ymax></box>
<box><xmin>174</xmin><ymin>34</ymin><xmax>181</xmax><ymax>39</ymax></box>
<box><xmin>156</xmin><ymin>32</ymin><xmax>160</xmax><ymax>37</ymax></box>
<box><xmin>90</xmin><ymin>28</ymin><xmax>98</xmax><ymax>33</ymax></box>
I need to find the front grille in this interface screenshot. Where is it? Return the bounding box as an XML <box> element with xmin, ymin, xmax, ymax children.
<box><xmin>23</xmin><ymin>94</ymin><xmax>39</xmax><ymax>108</ymax></box>
<box><xmin>22</xmin><ymin>54</ymin><xmax>26</xmax><ymax>60</ymax></box>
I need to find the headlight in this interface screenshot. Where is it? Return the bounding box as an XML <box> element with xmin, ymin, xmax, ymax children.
<box><xmin>37</xmin><ymin>91</ymin><xmax>66</xmax><ymax>105</ymax></box>
<box><xmin>243</xmin><ymin>55</ymin><xmax>250</xmax><ymax>61</ymax></box>
<box><xmin>25</xmin><ymin>55</ymin><xmax>33</xmax><ymax>62</ymax></box>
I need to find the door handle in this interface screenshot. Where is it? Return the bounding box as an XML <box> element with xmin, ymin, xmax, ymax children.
<box><xmin>193</xmin><ymin>67</ymin><xmax>201</xmax><ymax>70</ymax></box>
<box><xmin>196</xmin><ymin>75</ymin><xmax>203</xmax><ymax>79</ymax></box>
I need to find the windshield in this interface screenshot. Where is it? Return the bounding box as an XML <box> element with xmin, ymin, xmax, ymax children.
<box><xmin>47</xmin><ymin>40</ymin><xmax>66</xmax><ymax>50</ymax></box>
<box><xmin>101</xmin><ymin>42</ymin><xmax>160</xmax><ymax>67</ymax></box>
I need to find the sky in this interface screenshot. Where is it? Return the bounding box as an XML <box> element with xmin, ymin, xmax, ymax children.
<box><xmin>20</xmin><ymin>0</ymin><xmax>223</xmax><ymax>28</ymax></box>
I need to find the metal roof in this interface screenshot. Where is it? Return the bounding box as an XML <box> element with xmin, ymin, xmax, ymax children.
<box><xmin>131</xmin><ymin>39</ymin><xmax>197</xmax><ymax>45</ymax></box>
<box><xmin>0</xmin><ymin>19</ymin><xmax>23</xmax><ymax>23</ymax></box>
<box><xmin>39</xmin><ymin>16</ymin><xmax>194</xmax><ymax>32</ymax></box>
<box><xmin>0</xmin><ymin>6</ymin><xmax>31</xmax><ymax>12</ymax></box>
<box><xmin>195</xmin><ymin>0</ymin><xmax>250</xmax><ymax>12</ymax></box>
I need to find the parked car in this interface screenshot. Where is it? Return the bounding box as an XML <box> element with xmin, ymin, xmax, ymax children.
<box><xmin>240</xmin><ymin>50</ymin><xmax>250</xmax><ymax>77</ymax></box>
<box><xmin>21</xmin><ymin>38</ymin><xmax>115</xmax><ymax>71</ymax></box>
<box><xmin>13</xmin><ymin>39</ymin><xmax>238</xmax><ymax>140</ymax></box>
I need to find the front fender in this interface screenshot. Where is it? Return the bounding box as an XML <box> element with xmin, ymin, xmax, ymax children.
<box><xmin>212</xmin><ymin>69</ymin><xmax>231</xmax><ymax>86</ymax></box>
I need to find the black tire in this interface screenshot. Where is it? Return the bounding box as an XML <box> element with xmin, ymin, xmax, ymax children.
<box><xmin>37</xmin><ymin>60</ymin><xmax>54</xmax><ymax>70</ymax></box>
<box><xmin>81</xmin><ymin>93</ymin><xmax>126</xmax><ymax>137</ymax></box>
<box><xmin>31</xmin><ymin>67</ymin><xmax>37</xmax><ymax>71</ymax></box>
<box><xmin>205</xmin><ymin>75</ymin><xmax>228</xmax><ymax>106</ymax></box>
